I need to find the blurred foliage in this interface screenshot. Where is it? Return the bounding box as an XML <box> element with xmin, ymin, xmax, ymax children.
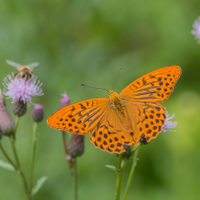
<box><xmin>0</xmin><ymin>0</ymin><xmax>200</xmax><ymax>199</ymax></box>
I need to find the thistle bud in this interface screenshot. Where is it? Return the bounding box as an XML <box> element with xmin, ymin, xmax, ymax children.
<box><xmin>139</xmin><ymin>134</ymin><xmax>148</xmax><ymax>145</ymax></box>
<box><xmin>0</xmin><ymin>127</ymin><xmax>3</xmax><ymax>138</ymax></box>
<box><xmin>59</xmin><ymin>93</ymin><xmax>70</xmax><ymax>109</ymax></box>
<box><xmin>12</xmin><ymin>100</ymin><xmax>27</xmax><ymax>116</ymax></box>
<box><xmin>32</xmin><ymin>104</ymin><xmax>44</xmax><ymax>122</ymax></box>
<box><xmin>0</xmin><ymin>90</ymin><xmax>15</xmax><ymax>136</ymax></box>
<box><xmin>122</xmin><ymin>144</ymin><xmax>132</xmax><ymax>159</ymax></box>
<box><xmin>68</xmin><ymin>134</ymin><xmax>84</xmax><ymax>158</ymax></box>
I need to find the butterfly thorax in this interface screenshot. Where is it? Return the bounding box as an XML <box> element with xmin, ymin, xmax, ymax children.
<box><xmin>109</xmin><ymin>90</ymin><xmax>125</xmax><ymax>115</ymax></box>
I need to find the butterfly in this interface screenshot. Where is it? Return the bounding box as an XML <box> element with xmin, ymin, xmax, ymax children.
<box><xmin>47</xmin><ymin>66</ymin><xmax>181</xmax><ymax>154</ymax></box>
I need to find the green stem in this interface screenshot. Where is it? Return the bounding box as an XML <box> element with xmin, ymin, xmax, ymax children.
<box><xmin>62</xmin><ymin>131</ymin><xmax>74</xmax><ymax>173</ymax></box>
<box><xmin>10</xmin><ymin>136</ymin><xmax>31</xmax><ymax>200</ymax></box>
<box><xmin>62</xmin><ymin>131</ymin><xmax>69</xmax><ymax>156</ymax></box>
<box><xmin>115</xmin><ymin>154</ymin><xmax>125</xmax><ymax>200</ymax></box>
<box><xmin>72</xmin><ymin>159</ymin><xmax>78</xmax><ymax>200</ymax></box>
<box><xmin>30</xmin><ymin>122</ymin><xmax>38</xmax><ymax>190</ymax></box>
<box><xmin>9</xmin><ymin>117</ymin><xmax>31</xmax><ymax>200</ymax></box>
<box><xmin>0</xmin><ymin>140</ymin><xmax>17</xmax><ymax>170</ymax></box>
<box><xmin>122</xmin><ymin>143</ymin><xmax>141</xmax><ymax>200</ymax></box>
<box><xmin>13</xmin><ymin>116</ymin><xmax>20</xmax><ymax>139</ymax></box>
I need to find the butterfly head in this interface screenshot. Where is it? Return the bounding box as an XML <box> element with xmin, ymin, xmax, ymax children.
<box><xmin>108</xmin><ymin>90</ymin><xmax>119</xmax><ymax>100</ymax></box>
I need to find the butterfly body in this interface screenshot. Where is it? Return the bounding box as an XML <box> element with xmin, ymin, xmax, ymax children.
<box><xmin>47</xmin><ymin>66</ymin><xmax>181</xmax><ymax>153</ymax></box>
<box><xmin>109</xmin><ymin>90</ymin><xmax>125</xmax><ymax>115</ymax></box>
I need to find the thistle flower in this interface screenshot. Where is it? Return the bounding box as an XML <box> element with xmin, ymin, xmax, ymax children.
<box><xmin>13</xmin><ymin>100</ymin><xmax>27</xmax><ymax>116</ymax></box>
<box><xmin>67</xmin><ymin>134</ymin><xmax>85</xmax><ymax>158</ymax></box>
<box><xmin>58</xmin><ymin>92</ymin><xmax>70</xmax><ymax>109</ymax></box>
<box><xmin>192</xmin><ymin>16</ymin><xmax>200</xmax><ymax>43</ymax></box>
<box><xmin>162</xmin><ymin>111</ymin><xmax>177</xmax><ymax>133</ymax></box>
<box><xmin>3</xmin><ymin>74</ymin><xmax>43</xmax><ymax>104</ymax></box>
<box><xmin>32</xmin><ymin>104</ymin><xmax>44</xmax><ymax>122</ymax></box>
<box><xmin>0</xmin><ymin>90</ymin><xmax>15</xmax><ymax>136</ymax></box>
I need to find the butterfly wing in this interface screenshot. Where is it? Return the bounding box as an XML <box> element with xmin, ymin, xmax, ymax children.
<box><xmin>122</xmin><ymin>100</ymin><xmax>166</xmax><ymax>145</ymax></box>
<box><xmin>89</xmin><ymin>104</ymin><xmax>134</xmax><ymax>153</ymax></box>
<box><xmin>47</xmin><ymin>98</ymin><xmax>109</xmax><ymax>134</ymax></box>
<box><xmin>120</xmin><ymin>66</ymin><xmax>181</xmax><ymax>102</ymax></box>
<box><xmin>47</xmin><ymin>97</ymin><xmax>134</xmax><ymax>153</ymax></box>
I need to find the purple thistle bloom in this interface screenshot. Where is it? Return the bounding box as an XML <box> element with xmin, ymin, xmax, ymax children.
<box><xmin>32</xmin><ymin>104</ymin><xmax>44</xmax><ymax>122</ymax></box>
<box><xmin>3</xmin><ymin>74</ymin><xmax>43</xmax><ymax>104</ymax></box>
<box><xmin>162</xmin><ymin>111</ymin><xmax>177</xmax><ymax>133</ymax></box>
<box><xmin>58</xmin><ymin>92</ymin><xmax>70</xmax><ymax>109</ymax></box>
<box><xmin>192</xmin><ymin>16</ymin><xmax>200</xmax><ymax>43</ymax></box>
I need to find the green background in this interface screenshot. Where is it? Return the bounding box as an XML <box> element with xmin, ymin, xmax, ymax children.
<box><xmin>0</xmin><ymin>0</ymin><xmax>200</xmax><ymax>199</ymax></box>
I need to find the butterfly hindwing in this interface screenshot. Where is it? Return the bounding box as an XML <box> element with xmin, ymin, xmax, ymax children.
<box><xmin>123</xmin><ymin>100</ymin><xmax>166</xmax><ymax>144</ymax></box>
<box><xmin>89</xmin><ymin>106</ymin><xmax>134</xmax><ymax>153</ymax></box>
<box><xmin>47</xmin><ymin>98</ymin><xmax>109</xmax><ymax>134</ymax></box>
<box><xmin>120</xmin><ymin>66</ymin><xmax>181</xmax><ymax>102</ymax></box>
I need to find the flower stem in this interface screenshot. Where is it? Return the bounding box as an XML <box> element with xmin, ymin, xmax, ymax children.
<box><xmin>13</xmin><ymin>116</ymin><xmax>20</xmax><ymax>139</ymax></box>
<box><xmin>115</xmin><ymin>154</ymin><xmax>125</xmax><ymax>200</ymax></box>
<box><xmin>30</xmin><ymin>122</ymin><xmax>38</xmax><ymax>190</ymax></box>
<box><xmin>0</xmin><ymin>140</ymin><xmax>17</xmax><ymax>170</ymax></box>
<box><xmin>72</xmin><ymin>159</ymin><xmax>78</xmax><ymax>200</ymax></box>
<box><xmin>10</xmin><ymin>136</ymin><xmax>31</xmax><ymax>200</ymax></box>
<box><xmin>62</xmin><ymin>131</ymin><xmax>74</xmax><ymax>173</ymax></box>
<box><xmin>9</xmin><ymin>117</ymin><xmax>31</xmax><ymax>200</ymax></box>
<box><xmin>122</xmin><ymin>143</ymin><xmax>141</xmax><ymax>200</ymax></box>
<box><xmin>62</xmin><ymin>131</ymin><xmax>69</xmax><ymax>156</ymax></box>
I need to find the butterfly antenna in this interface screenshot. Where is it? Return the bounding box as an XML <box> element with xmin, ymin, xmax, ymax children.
<box><xmin>112</xmin><ymin>66</ymin><xmax>122</xmax><ymax>90</ymax></box>
<box><xmin>81</xmin><ymin>84</ymin><xmax>109</xmax><ymax>92</ymax></box>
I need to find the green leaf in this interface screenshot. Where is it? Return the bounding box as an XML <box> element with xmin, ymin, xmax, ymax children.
<box><xmin>105</xmin><ymin>165</ymin><xmax>117</xmax><ymax>172</ymax></box>
<box><xmin>0</xmin><ymin>160</ymin><xmax>15</xmax><ymax>171</ymax></box>
<box><xmin>31</xmin><ymin>176</ymin><xmax>48</xmax><ymax>196</ymax></box>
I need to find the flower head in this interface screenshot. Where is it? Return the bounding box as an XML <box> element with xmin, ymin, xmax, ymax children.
<box><xmin>192</xmin><ymin>16</ymin><xmax>200</xmax><ymax>43</ymax></box>
<box><xmin>58</xmin><ymin>92</ymin><xmax>70</xmax><ymax>109</ymax></box>
<box><xmin>32</xmin><ymin>104</ymin><xmax>44</xmax><ymax>122</ymax></box>
<box><xmin>13</xmin><ymin>100</ymin><xmax>27</xmax><ymax>116</ymax></box>
<box><xmin>3</xmin><ymin>74</ymin><xmax>43</xmax><ymax>104</ymax></box>
<box><xmin>162</xmin><ymin>111</ymin><xmax>177</xmax><ymax>133</ymax></box>
<box><xmin>0</xmin><ymin>90</ymin><xmax>15</xmax><ymax>136</ymax></box>
<box><xmin>67</xmin><ymin>134</ymin><xmax>85</xmax><ymax>158</ymax></box>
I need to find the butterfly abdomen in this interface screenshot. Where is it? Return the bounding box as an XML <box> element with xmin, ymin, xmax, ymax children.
<box><xmin>109</xmin><ymin>90</ymin><xmax>125</xmax><ymax>115</ymax></box>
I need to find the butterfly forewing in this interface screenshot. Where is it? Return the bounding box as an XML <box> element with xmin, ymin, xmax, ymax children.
<box><xmin>120</xmin><ymin>66</ymin><xmax>181</xmax><ymax>102</ymax></box>
<box><xmin>47</xmin><ymin>98</ymin><xmax>109</xmax><ymax>134</ymax></box>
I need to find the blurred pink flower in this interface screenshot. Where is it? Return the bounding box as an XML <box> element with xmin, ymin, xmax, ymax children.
<box><xmin>162</xmin><ymin>111</ymin><xmax>177</xmax><ymax>133</ymax></box>
<box><xmin>192</xmin><ymin>16</ymin><xmax>200</xmax><ymax>43</ymax></box>
<box><xmin>58</xmin><ymin>92</ymin><xmax>70</xmax><ymax>109</ymax></box>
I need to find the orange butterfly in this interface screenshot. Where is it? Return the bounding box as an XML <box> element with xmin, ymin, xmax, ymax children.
<box><xmin>47</xmin><ymin>66</ymin><xmax>181</xmax><ymax>153</ymax></box>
